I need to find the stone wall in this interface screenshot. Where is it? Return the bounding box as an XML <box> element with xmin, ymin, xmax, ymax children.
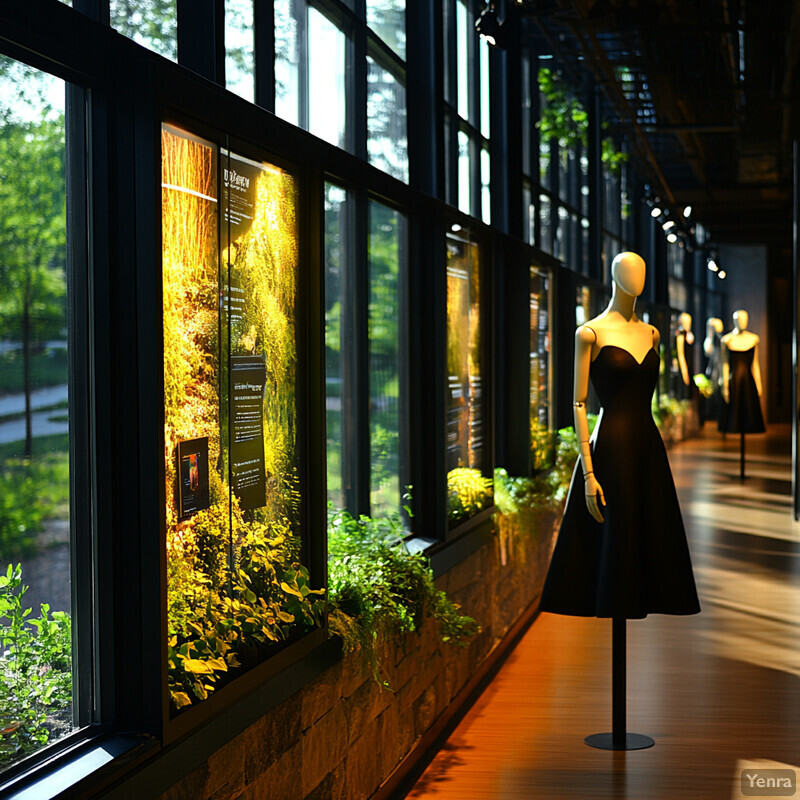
<box><xmin>156</xmin><ymin>512</ymin><xmax>559</xmax><ymax>800</ymax></box>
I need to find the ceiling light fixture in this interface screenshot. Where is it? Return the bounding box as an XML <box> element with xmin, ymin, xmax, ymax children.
<box><xmin>651</xmin><ymin>206</ymin><xmax>662</xmax><ymax>218</ymax></box>
<box><xmin>683</xmin><ymin>205</ymin><xmax>692</xmax><ymax>218</ymax></box>
<box><xmin>707</xmin><ymin>258</ymin><xmax>718</xmax><ymax>272</ymax></box>
<box><xmin>662</xmin><ymin>220</ymin><xmax>676</xmax><ymax>231</ymax></box>
<box><xmin>666</xmin><ymin>232</ymin><xmax>678</xmax><ymax>243</ymax></box>
<box><xmin>475</xmin><ymin>3</ymin><xmax>503</xmax><ymax>47</ymax></box>
<box><xmin>718</xmin><ymin>270</ymin><xmax>726</xmax><ymax>279</ymax></box>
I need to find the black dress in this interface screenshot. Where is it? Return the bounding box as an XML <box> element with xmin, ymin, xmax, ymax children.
<box><xmin>540</xmin><ymin>345</ymin><xmax>701</xmax><ymax>619</ymax></box>
<box><xmin>718</xmin><ymin>347</ymin><xmax>765</xmax><ymax>433</ymax></box>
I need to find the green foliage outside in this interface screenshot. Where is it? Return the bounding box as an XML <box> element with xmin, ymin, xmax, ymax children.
<box><xmin>0</xmin><ymin>455</ymin><xmax>69</xmax><ymax>561</ymax></box>
<box><xmin>447</xmin><ymin>467</ymin><xmax>494</xmax><ymax>525</ymax></box>
<box><xmin>327</xmin><ymin>501</ymin><xmax>479</xmax><ymax>687</ymax></box>
<box><xmin>537</xmin><ymin>67</ymin><xmax>628</xmax><ymax>173</ymax></box>
<box><xmin>0</xmin><ymin>564</ymin><xmax>72</xmax><ymax>770</ymax></box>
<box><xmin>0</xmin><ymin>348</ymin><xmax>68</xmax><ymax>395</ymax></box>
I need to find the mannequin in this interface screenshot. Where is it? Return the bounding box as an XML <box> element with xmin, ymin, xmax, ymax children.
<box><xmin>704</xmin><ymin>317</ymin><xmax>724</xmax><ymax>387</ymax></box>
<box><xmin>540</xmin><ymin>252</ymin><xmax>700</xmax><ymax>751</ymax></box>
<box><xmin>675</xmin><ymin>312</ymin><xmax>695</xmax><ymax>396</ymax></box>
<box><xmin>719</xmin><ymin>309</ymin><xmax>765</xmax><ymax>478</ymax></box>
<box><xmin>703</xmin><ymin>317</ymin><xmax>724</xmax><ymax>426</ymax></box>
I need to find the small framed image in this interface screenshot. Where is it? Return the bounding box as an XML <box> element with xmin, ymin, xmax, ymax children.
<box><xmin>176</xmin><ymin>437</ymin><xmax>210</xmax><ymax>521</ymax></box>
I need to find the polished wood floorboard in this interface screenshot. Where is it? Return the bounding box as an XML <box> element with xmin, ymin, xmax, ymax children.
<box><xmin>405</xmin><ymin>425</ymin><xmax>800</xmax><ymax>800</ymax></box>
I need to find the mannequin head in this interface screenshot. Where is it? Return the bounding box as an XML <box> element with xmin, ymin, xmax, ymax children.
<box><xmin>679</xmin><ymin>312</ymin><xmax>692</xmax><ymax>332</ymax></box>
<box><xmin>733</xmin><ymin>309</ymin><xmax>749</xmax><ymax>332</ymax></box>
<box><xmin>610</xmin><ymin>252</ymin><xmax>646</xmax><ymax>297</ymax></box>
<box><xmin>707</xmin><ymin>317</ymin><xmax>723</xmax><ymax>335</ymax></box>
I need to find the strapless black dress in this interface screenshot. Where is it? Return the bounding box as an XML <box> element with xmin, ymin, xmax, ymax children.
<box><xmin>718</xmin><ymin>347</ymin><xmax>765</xmax><ymax>434</ymax></box>
<box><xmin>540</xmin><ymin>346</ymin><xmax>701</xmax><ymax>619</ymax></box>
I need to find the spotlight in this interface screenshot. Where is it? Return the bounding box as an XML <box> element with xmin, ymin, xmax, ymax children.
<box><xmin>476</xmin><ymin>3</ymin><xmax>502</xmax><ymax>47</ymax></box>
<box><xmin>451</xmin><ymin>223</ymin><xmax>462</xmax><ymax>232</ymax></box>
<box><xmin>666</xmin><ymin>232</ymin><xmax>678</xmax><ymax>244</ymax></box>
<box><xmin>683</xmin><ymin>205</ymin><xmax>692</xmax><ymax>218</ymax></box>
<box><xmin>707</xmin><ymin>258</ymin><xmax>718</xmax><ymax>272</ymax></box>
<box><xmin>662</xmin><ymin>220</ymin><xmax>676</xmax><ymax>231</ymax></box>
<box><xmin>650</xmin><ymin>206</ymin><xmax>662</xmax><ymax>218</ymax></box>
<box><xmin>718</xmin><ymin>270</ymin><xmax>726</xmax><ymax>279</ymax></box>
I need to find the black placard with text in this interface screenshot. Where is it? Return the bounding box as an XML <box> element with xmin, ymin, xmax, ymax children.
<box><xmin>230</xmin><ymin>355</ymin><xmax>267</xmax><ymax>510</ymax></box>
<box><xmin>176</xmin><ymin>437</ymin><xmax>210</xmax><ymax>520</ymax></box>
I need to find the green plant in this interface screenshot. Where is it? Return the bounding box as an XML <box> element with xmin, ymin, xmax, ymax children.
<box><xmin>693</xmin><ymin>373</ymin><xmax>713</xmax><ymax>398</ymax></box>
<box><xmin>447</xmin><ymin>467</ymin><xmax>493</xmax><ymax>524</ymax></box>
<box><xmin>327</xmin><ymin>502</ymin><xmax>479</xmax><ymax>686</ymax></box>
<box><xmin>530</xmin><ymin>417</ymin><xmax>557</xmax><ymax>473</ymax></box>
<box><xmin>167</xmin><ymin>523</ymin><xmax>325</xmax><ymax>711</ymax></box>
<box><xmin>547</xmin><ymin>415</ymin><xmax>598</xmax><ymax>507</ymax></box>
<box><xmin>0</xmin><ymin>564</ymin><xmax>72</xmax><ymax>768</ymax></box>
<box><xmin>537</xmin><ymin>67</ymin><xmax>627</xmax><ymax>173</ymax></box>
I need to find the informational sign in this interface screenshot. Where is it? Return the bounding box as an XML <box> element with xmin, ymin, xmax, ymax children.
<box><xmin>230</xmin><ymin>355</ymin><xmax>267</xmax><ymax>510</ymax></box>
<box><xmin>176</xmin><ymin>437</ymin><xmax>210</xmax><ymax>520</ymax></box>
<box><xmin>221</xmin><ymin>149</ymin><xmax>262</xmax><ymax>244</ymax></box>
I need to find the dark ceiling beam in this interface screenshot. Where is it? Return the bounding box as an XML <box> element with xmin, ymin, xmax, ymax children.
<box><xmin>641</xmin><ymin>124</ymin><xmax>738</xmax><ymax>132</ymax></box>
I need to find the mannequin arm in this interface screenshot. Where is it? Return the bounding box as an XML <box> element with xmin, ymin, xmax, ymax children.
<box><xmin>720</xmin><ymin>342</ymin><xmax>730</xmax><ymax>402</ymax></box>
<box><xmin>752</xmin><ymin>341</ymin><xmax>763</xmax><ymax>396</ymax></box>
<box><xmin>573</xmin><ymin>326</ymin><xmax>605</xmax><ymax>523</ymax></box>
<box><xmin>676</xmin><ymin>332</ymin><xmax>690</xmax><ymax>385</ymax></box>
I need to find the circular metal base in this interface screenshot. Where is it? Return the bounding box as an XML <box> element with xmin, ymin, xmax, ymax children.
<box><xmin>584</xmin><ymin>732</ymin><xmax>655</xmax><ymax>751</ymax></box>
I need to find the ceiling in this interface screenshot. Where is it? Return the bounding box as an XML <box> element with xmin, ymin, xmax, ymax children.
<box><xmin>519</xmin><ymin>0</ymin><xmax>800</xmax><ymax>248</ymax></box>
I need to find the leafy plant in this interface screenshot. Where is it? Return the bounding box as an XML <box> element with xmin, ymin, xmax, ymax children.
<box><xmin>546</xmin><ymin>414</ymin><xmax>598</xmax><ymax>507</ymax></box>
<box><xmin>530</xmin><ymin>417</ymin><xmax>557</xmax><ymax>473</ymax></box>
<box><xmin>327</xmin><ymin>502</ymin><xmax>479</xmax><ymax>686</ymax></box>
<box><xmin>0</xmin><ymin>564</ymin><xmax>72</xmax><ymax>769</ymax></box>
<box><xmin>447</xmin><ymin>467</ymin><xmax>494</xmax><ymax>525</ymax></box>
<box><xmin>537</xmin><ymin>67</ymin><xmax>627</xmax><ymax>173</ymax></box>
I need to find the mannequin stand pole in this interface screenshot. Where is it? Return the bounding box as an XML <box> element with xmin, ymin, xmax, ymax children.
<box><xmin>740</xmin><ymin>432</ymin><xmax>746</xmax><ymax>481</ymax></box>
<box><xmin>585</xmin><ymin>618</ymin><xmax>655</xmax><ymax>751</ymax></box>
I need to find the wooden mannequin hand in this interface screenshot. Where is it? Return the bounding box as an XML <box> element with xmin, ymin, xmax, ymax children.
<box><xmin>584</xmin><ymin>473</ymin><xmax>605</xmax><ymax>523</ymax></box>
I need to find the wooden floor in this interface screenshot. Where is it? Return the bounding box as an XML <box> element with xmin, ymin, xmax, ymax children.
<box><xmin>405</xmin><ymin>425</ymin><xmax>800</xmax><ymax>800</ymax></box>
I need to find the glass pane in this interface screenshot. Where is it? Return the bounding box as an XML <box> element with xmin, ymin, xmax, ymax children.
<box><xmin>274</xmin><ymin>0</ymin><xmax>301</xmax><ymax>127</ymax></box>
<box><xmin>539</xmin><ymin>193</ymin><xmax>551</xmax><ymax>254</ymax></box>
<box><xmin>522</xmin><ymin>184</ymin><xmax>533</xmax><ymax>244</ymax></box>
<box><xmin>162</xmin><ymin>126</ymin><xmax>323</xmax><ymax>714</ymax></box>
<box><xmin>368</xmin><ymin>203</ymin><xmax>405</xmax><ymax>517</ymax></box>
<box><xmin>367</xmin><ymin>58</ymin><xmax>408</xmax><ymax>182</ymax></box>
<box><xmin>324</xmin><ymin>184</ymin><xmax>347</xmax><ymax>510</ymax></box>
<box><xmin>480</xmin><ymin>146</ymin><xmax>490</xmax><ymax>225</ymax></box>
<box><xmin>456</xmin><ymin>0</ymin><xmax>469</xmax><ymax>120</ymax></box>
<box><xmin>366</xmin><ymin>0</ymin><xmax>406</xmax><ymax>59</ymax></box>
<box><xmin>530</xmin><ymin>267</ymin><xmax>552</xmax><ymax>471</ymax></box>
<box><xmin>308</xmin><ymin>8</ymin><xmax>347</xmax><ymax>148</ymax></box>
<box><xmin>458</xmin><ymin>130</ymin><xmax>470</xmax><ymax>215</ymax></box>
<box><xmin>0</xmin><ymin>57</ymin><xmax>75</xmax><ymax>773</ymax></box>
<box><xmin>446</xmin><ymin>233</ymin><xmax>491</xmax><ymax>526</ymax></box>
<box><xmin>110</xmin><ymin>0</ymin><xmax>177</xmax><ymax>60</ymax></box>
<box><xmin>480</xmin><ymin>38</ymin><xmax>490</xmax><ymax>140</ymax></box>
<box><xmin>226</xmin><ymin>0</ymin><xmax>255</xmax><ymax>101</ymax></box>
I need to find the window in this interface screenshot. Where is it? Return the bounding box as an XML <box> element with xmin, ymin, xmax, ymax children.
<box><xmin>324</xmin><ymin>188</ymin><xmax>408</xmax><ymax>519</ymax></box>
<box><xmin>367</xmin><ymin>57</ymin><xmax>408</xmax><ymax>182</ymax></box>
<box><xmin>368</xmin><ymin>201</ymin><xmax>406</xmax><ymax>516</ymax></box>
<box><xmin>225</xmin><ymin>0</ymin><xmax>255</xmax><ymax>101</ymax></box>
<box><xmin>161</xmin><ymin>125</ymin><xmax>323</xmax><ymax>715</ymax></box>
<box><xmin>444</xmin><ymin>0</ymin><xmax>491</xmax><ymax>221</ymax></box>
<box><xmin>446</xmin><ymin>230</ymin><xmax>492</xmax><ymax>526</ymax></box>
<box><xmin>275</xmin><ymin>1</ymin><xmax>408</xmax><ymax>182</ymax></box>
<box><xmin>324</xmin><ymin>184</ymin><xmax>349</xmax><ymax>511</ymax></box>
<box><xmin>275</xmin><ymin>2</ymin><xmax>348</xmax><ymax>149</ymax></box>
<box><xmin>530</xmin><ymin>267</ymin><xmax>552</xmax><ymax>472</ymax></box>
<box><xmin>110</xmin><ymin>0</ymin><xmax>178</xmax><ymax>60</ymax></box>
<box><xmin>0</xmin><ymin>57</ymin><xmax>76</xmax><ymax>774</ymax></box>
